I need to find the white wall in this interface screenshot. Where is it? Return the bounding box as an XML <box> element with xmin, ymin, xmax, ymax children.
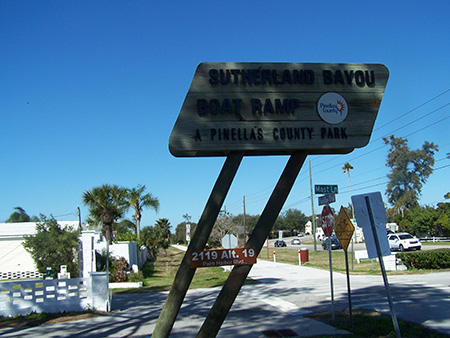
<box><xmin>0</xmin><ymin>272</ymin><xmax>109</xmax><ymax>316</ymax></box>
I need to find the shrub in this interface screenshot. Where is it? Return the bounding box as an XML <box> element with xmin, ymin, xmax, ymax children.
<box><xmin>397</xmin><ymin>249</ymin><xmax>450</xmax><ymax>270</ymax></box>
<box><xmin>128</xmin><ymin>270</ymin><xmax>144</xmax><ymax>282</ymax></box>
<box><xmin>23</xmin><ymin>215</ymin><xmax>79</xmax><ymax>277</ymax></box>
<box><xmin>110</xmin><ymin>257</ymin><xmax>129</xmax><ymax>282</ymax></box>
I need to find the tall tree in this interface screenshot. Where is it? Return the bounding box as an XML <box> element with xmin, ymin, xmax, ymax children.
<box><xmin>126</xmin><ymin>185</ymin><xmax>159</xmax><ymax>239</ymax></box>
<box><xmin>232</xmin><ymin>214</ymin><xmax>259</xmax><ymax>236</ymax></box>
<box><xmin>5</xmin><ymin>206</ymin><xmax>38</xmax><ymax>223</ymax></box>
<box><xmin>82</xmin><ymin>184</ymin><xmax>128</xmax><ymax>244</ymax></box>
<box><xmin>140</xmin><ymin>225</ymin><xmax>160</xmax><ymax>261</ymax></box>
<box><xmin>210</xmin><ymin>211</ymin><xmax>238</xmax><ymax>247</ymax></box>
<box><xmin>276</xmin><ymin>208</ymin><xmax>309</xmax><ymax>232</ymax></box>
<box><xmin>383</xmin><ymin>135</ymin><xmax>438</xmax><ymax>215</ymax></box>
<box><xmin>342</xmin><ymin>162</ymin><xmax>355</xmax><ymax>218</ymax></box>
<box><xmin>115</xmin><ymin>219</ymin><xmax>137</xmax><ymax>235</ymax></box>
<box><xmin>23</xmin><ymin>215</ymin><xmax>79</xmax><ymax>276</ymax></box>
<box><xmin>435</xmin><ymin>193</ymin><xmax>450</xmax><ymax>236</ymax></box>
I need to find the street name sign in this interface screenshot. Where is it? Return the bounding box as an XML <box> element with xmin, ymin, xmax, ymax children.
<box><xmin>319</xmin><ymin>193</ymin><xmax>336</xmax><ymax>206</ymax></box>
<box><xmin>335</xmin><ymin>206</ymin><xmax>355</xmax><ymax>251</ymax></box>
<box><xmin>315</xmin><ymin>184</ymin><xmax>338</xmax><ymax>195</ymax></box>
<box><xmin>190</xmin><ymin>248</ymin><xmax>257</xmax><ymax>268</ymax></box>
<box><xmin>169</xmin><ymin>62</ymin><xmax>389</xmax><ymax>157</ymax></box>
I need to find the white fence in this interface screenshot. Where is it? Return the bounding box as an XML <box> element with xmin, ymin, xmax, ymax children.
<box><xmin>0</xmin><ymin>272</ymin><xmax>109</xmax><ymax>317</ymax></box>
<box><xmin>0</xmin><ymin>270</ymin><xmax>43</xmax><ymax>280</ymax></box>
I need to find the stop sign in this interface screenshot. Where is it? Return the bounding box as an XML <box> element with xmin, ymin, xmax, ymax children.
<box><xmin>321</xmin><ymin>205</ymin><xmax>334</xmax><ymax>237</ymax></box>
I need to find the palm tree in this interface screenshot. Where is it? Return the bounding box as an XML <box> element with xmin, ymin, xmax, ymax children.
<box><xmin>342</xmin><ymin>162</ymin><xmax>354</xmax><ymax>218</ymax></box>
<box><xmin>127</xmin><ymin>185</ymin><xmax>159</xmax><ymax>239</ymax></box>
<box><xmin>82</xmin><ymin>184</ymin><xmax>128</xmax><ymax>244</ymax></box>
<box><xmin>5</xmin><ymin>206</ymin><xmax>38</xmax><ymax>223</ymax></box>
<box><xmin>155</xmin><ymin>218</ymin><xmax>171</xmax><ymax>254</ymax></box>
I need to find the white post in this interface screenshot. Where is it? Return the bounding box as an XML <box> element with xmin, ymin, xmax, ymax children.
<box><xmin>79</xmin><ymin>231</ymin><xmax>97</xmax><ymax>278</ymax></box>
<box><xmin>273</xmin><ymin>251</ymin><xmax>276</xmax><ymax>263</ymax></box>
<box><xmin>298</xmin><ymin>250</ymin><xmax>301</xmax><ymax>266</ymax></box>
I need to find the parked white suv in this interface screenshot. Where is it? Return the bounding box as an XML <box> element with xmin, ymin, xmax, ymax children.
<box><xmin>387</xmin><ymin>233</ymin><xmax>421</xmax><ymax>252</ymax></box>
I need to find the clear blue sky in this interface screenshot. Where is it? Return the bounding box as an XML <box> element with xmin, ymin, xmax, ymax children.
<box><xmin>1</xmin><ymin>1</ymin><xmax>449</xmax><ymax>229</ymax></box>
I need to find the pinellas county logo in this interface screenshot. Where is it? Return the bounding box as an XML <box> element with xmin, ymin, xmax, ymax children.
<box><xmin>317</xmin><ymin>92</ymin><xmax>348</xmax><ymax>124</ymax></box>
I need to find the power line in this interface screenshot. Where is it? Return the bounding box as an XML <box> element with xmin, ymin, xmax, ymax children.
<box><xmin>311</xmin><ymin>89</ymin><xmax>450</xmax><ymax>169</ymax></box>
<box><xmin>309</xmin><ymin>103</ymin><xmax>449</xmax><ymax>178</ymax></box>
<box><xmin>373</xmin><ymin>88</ymin><xmax>450</xmax><ymax>131</ymax></box>
<box><xmin>380</xmin><ymin>103</ymin><xmax>449</xmax><ymax>141</ymax></box>
<box><xmin>226</xmin><ymin>90</ymin><xmax>450</xmax><ymax>215</ymax></box>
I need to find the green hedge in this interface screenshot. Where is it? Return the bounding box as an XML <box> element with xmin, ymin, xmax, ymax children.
<box><xmin>397</xmin><ymin>249</ymin><xmax>450</xmax><ymax>270</ymax></box>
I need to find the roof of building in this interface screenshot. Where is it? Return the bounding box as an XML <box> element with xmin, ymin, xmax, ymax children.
<box><xmin>0</xmin><ymin>221</ymin><xmax>80</xmax><ymax>238</ymax></box>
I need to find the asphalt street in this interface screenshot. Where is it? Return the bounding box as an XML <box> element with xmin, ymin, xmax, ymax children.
<box><xmin>269</xmin><ymin>235</ymin><xmax>450</xmax><ymax>252</ymax></box>
<box><xmin>1</xmin><ymin>256</ymin><xmax>450</xmax><ymax>337</ymax></box>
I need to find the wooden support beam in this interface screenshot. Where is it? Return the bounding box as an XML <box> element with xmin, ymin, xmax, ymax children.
<box><xmin>197</xmin><ymin>151</ymin><xmax>308</xmax><ymax>338</ymax></box>
<box><xmin>152</xmin><ymin>152</ymin><xmax>244</xmax><ymax>338</ymax></box>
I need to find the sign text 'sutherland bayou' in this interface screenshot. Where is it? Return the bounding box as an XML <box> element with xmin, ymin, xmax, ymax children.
<box><xmin>169</xmin><ymin>62</ymin><xmax>389</xmax><ymax>157</ymax></box>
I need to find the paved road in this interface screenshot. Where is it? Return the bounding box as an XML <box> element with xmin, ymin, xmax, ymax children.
<box><xmin>270</xmin><ymin>235</ymin><xmax>450</xmax><ymax>252</ymax></box>
<box><xmin>1</xmin><ymin>258</ymin><xmax>450</xmax><ymax>337</ymax></box>
<box><xmin>247</xmin><ymin>260</ymin><xmax>450</xmax><ymax>335</ymax></box>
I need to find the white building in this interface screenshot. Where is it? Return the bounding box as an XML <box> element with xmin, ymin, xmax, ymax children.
<box><xmin>0</xmin><ymin>221</ymin><xmax>79</xmax><ymax>279</ymax></box>
<box><xmin>0</xmin><ymin>222</ymin><xmax>146</xmax><ymax>280</ymax></box>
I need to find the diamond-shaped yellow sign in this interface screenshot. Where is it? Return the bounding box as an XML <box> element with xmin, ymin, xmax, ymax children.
<box><xmin>335</xmin><ymin>206</ymin><xmax>355</xmax><ymax>252</ymax></box>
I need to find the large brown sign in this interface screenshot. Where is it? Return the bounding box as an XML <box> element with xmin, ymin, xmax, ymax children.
<box><xmin>169</xmin><ymin>62</ymin><xmax>389</xmax><ymax>157</ymax></box>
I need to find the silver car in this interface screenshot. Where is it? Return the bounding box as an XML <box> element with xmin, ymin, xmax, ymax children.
<box><xmin>291</xmin><ymin>238</ymin><xmax>301</xmax><ymax>245</ymax></box>
<box><xmin>388</xmin><ymin>233</ymin><xmax>421</xmax><ymax>252</ymax></box>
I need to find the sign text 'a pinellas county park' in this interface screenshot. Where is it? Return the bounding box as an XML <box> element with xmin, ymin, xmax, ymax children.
<box><xmin>169</xmin><ymin>62</ymin><xmax>389</xmax><ymax>157</ymax></box>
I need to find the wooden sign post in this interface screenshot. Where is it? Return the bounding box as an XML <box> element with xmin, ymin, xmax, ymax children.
<box><xmin>153</xmin><ymin>62</ymin><xmax>389</xmax><ymax>338</ymax></box>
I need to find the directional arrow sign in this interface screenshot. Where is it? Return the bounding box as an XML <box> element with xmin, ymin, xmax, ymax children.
<box><xmin>335</xmin><ymin>206</ymin><xmax>355</xmax><ymax>252</ymax></box>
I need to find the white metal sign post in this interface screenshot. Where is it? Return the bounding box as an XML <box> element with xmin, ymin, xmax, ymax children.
<box><xmin>321</xmin><ymin>205</ymin><xmax>335</xmax><ymax>321</ymax></box>
<box><xmin>335</xmin><ymin>206</ymin><xmax>356</xmax><ymax>328</ymax></box>
<box><xmin>352</xmin><ymin>192</ymin><xmax>401</xmax><ymax>338</ymax></box>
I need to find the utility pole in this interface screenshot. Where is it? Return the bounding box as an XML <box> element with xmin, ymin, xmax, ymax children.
<box><xmin>77</xmin><ymin>207</ymin><xmax>82</xmax><ymax>231</ymax></box>
<box><xmin>309</xmin><ymin>159</ymin><xmax>317</xmax><ymax>251</ymax></box>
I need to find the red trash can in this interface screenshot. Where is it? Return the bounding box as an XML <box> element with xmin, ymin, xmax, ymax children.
<box><xmin>300</xmin><ymin>248</ymin><xmax>309</xmax><ymax>263</ymax></box>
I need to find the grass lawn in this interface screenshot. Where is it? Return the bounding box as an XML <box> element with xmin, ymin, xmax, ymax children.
<box><xmin>306</xmin><ymin>308</ymin><xmax>450</xmax><ymax>338</ymax></box>
<box><xmin>263</xmin><ymin>243</ymin><xmax>450</xmax><ymax>274</ymax></box>
<box><xmin>260</xmin><ymin>248</ymin><xmax>392</xmax><ymax>274</ymax></box>
<box><xmin>113</xmin><ymin>246</ymin><xmax>237</xmax><ymax>293</ymax></box>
